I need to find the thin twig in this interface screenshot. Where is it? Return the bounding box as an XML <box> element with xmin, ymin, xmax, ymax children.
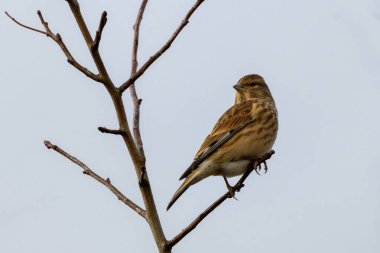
<box><xmin>5</xmin><ymin>11</ymin><xmax>47</xmax><ymax>35</ymax></box>
<box><xmin>98</xmin><ymin>126</ymin><xmax>125</xmax><ymax>136</ymax></box>
<box><xmin>44</xmin><ymin>140</ymin><xmax>146</xmax><ymax>219</ymax></box>
<box><xmin>119</xmin><ymin>0</ymin><xmax>205</xmax><ymax>93</ymax></box>
<box><xmin>92</xmin><ymin>11</ymin><xmax>107</xmax><ymax>52</ymax></box>
<box><xmin>129</xmin><ymin>0</ymin><xmax>148</xmax><ymax>158</ymax></box>
<box><xmin>168</xmin><ymin>151</ymin><xmax>275</xmax><ymax>248</ymax></box>
<box><xmin>131</xmin><ymin>0</ymin><xmax>148</xmax><ymax>75</ymax></box>
<box><xmin>5</xmin><ymin>11</ymin><xmax>102</xmax><ymax>83</ymax></box>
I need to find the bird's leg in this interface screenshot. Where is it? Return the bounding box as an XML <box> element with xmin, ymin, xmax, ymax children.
<box><xmin>223</xmin><ymin>176</ymin><xmax>237</xmax><ymax>199</ymax></box>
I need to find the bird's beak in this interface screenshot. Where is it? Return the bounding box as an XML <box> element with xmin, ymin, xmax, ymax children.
<box><xmin>233</xmin><ymin>84</ymin><xmax>243</xmax><ymax>91</ymax></box>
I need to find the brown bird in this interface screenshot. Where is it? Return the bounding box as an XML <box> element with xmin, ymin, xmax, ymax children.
<box><xmin>167</xmin><ymin>74</ymin><xmax>278</xmax><ymax>210</ymax></box>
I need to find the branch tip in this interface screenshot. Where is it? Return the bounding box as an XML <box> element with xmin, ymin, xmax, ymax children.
<box><xmin>5</xmin><ymin>11</ymin><xmax>47</xmax><ymax>35</ymax></box>
<box><xmin>98</xmin><ymin>127</ymin><xmax>125</xmax><ymax>136</ymax></box>
<box><xmin>44</xmin><ymin>140</ymin><xmax>55</xmax><ymax>149</ymax></box>
<box><xmin>92</xmin><ymin>11</ymin><xmax>108</xmax><ymax>52</ymax></box>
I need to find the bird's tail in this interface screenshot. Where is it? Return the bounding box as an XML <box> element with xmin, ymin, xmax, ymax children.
<box><xmin>167</xmin><ymin>175</ymin><xmax>195</xmax><ymax>211</ymax></box>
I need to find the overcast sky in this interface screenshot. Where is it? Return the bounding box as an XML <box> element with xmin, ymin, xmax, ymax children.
<box><xmin>1</xmin><ymin>0</ymin><xmax>379</xmax><ymax>252</ymax></box>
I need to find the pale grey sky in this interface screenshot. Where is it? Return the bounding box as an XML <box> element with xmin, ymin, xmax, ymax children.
<box><xmin>1</xmin><ymin>0</ymin><xmax>379</xmax><ymax>252</ymax></box>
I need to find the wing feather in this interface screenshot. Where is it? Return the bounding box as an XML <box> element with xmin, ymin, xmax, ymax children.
<box><xmin>179</xmin><ymin>101</ymin><xmax>255</xmax><ymax>180</ymax></box>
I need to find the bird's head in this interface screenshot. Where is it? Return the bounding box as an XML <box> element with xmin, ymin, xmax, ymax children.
<box><xmin>234</xmin><ymin>74</ymin><xmax>273</xmax><ymax>103</ymax></box>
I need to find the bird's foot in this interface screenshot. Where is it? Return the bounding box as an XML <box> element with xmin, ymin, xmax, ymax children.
<box><xmin>223</xmin><ymin>176</ymin><xmax>237</xmax><ymax>200</ymax></box>
<box><xmin>254</xmin><ymin>161</ymin><xmax>268</xmax><ymax>175</ymax></box>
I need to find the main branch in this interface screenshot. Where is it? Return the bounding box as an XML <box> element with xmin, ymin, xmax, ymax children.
<box><xmin>65</xmin><ymin>1</ymin><xmax>169</xmax><ymax>252</ymax></box>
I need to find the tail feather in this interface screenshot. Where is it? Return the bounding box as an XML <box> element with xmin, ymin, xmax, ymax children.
<box><xmin>166</xmin><ymin>176</ymin><xmax>194</xmax><ymax>210</ymax></box>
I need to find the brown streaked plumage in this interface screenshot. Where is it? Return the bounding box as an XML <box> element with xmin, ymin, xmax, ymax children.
<box><xmin>167</xmin><ymin>74</ymin><xmax>278</xmax><ymax>210</ymax></box>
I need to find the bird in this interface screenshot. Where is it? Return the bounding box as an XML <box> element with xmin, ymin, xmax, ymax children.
<box><xmin>167</xmin><ymin>74</ymin><xmax>278</xmax><ymax>210</ymax></box>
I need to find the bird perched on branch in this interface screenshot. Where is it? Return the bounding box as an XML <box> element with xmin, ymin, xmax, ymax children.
<box><xmin>167</xmin><ymin>74</ymin><xmax>278</xmax><ymax>210</ymax></box>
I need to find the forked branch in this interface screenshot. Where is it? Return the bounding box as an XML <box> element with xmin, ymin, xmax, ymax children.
<box><xmin>167</xmin><ymin>150</ymin><xmax>275</xmax><ymax>248</ymax></box>
<box><xmin>44</xmin><ymin>140</ymin><xmax>146</xmax><ymax>219</ymax></box>
<box><xmin>5</xmin><ymin>11</ymin><xmax>102</xmax><ymax>83</ymax></box>
<box><xmin>65</xmin><ymin>0</ymin><xmax>114</xmax><ymax>87</ymax></box>
<box><xmin>119</xmin><ymin>0</ymin><xmax>205</xmax><ymax>93</ymax></box>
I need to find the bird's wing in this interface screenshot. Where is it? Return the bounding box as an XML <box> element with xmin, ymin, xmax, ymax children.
<box><xmin>179</xmin><ymin>101</ymin><xmax>255</xmax><ymax>180</ymax></box>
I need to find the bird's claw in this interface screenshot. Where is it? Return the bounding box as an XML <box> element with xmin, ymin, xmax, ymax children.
<box><xmin>255</xmin><ymin>164</ymin><xmax>262</xmax><ymax>175</ymax></box>
<box><xmin>254</xmin><ymin>161</ymin><xmax>269</xmax><ymax>175</ymax></box>
<box><xmin>263</xmin><ymin>161</ymin><xmax>268</xmax><ymax>174</ymax></box>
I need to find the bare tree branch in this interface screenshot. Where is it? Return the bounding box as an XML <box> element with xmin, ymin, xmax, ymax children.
<box><xmin>129</xmin><ymin>0</ymin><xmax>149</xmax><ymax>158</ymax></box>
<box><xmin>5</xmin><ymin>11</ymin><xmax>102</xmax><ymax>83</ymax></box>
<box><xmin>8</xmin><ymin>1</ymin><xmax>207</xmax><ymax>252</ymax></box>
<box><xmin>65</xmin><ymin>2</ymin><xmax>169</xmax><ymax>251</ymax></box>
<box><xmin>65</xmin><ymin>0</ymin><xmax>114</xmax><ymax>88</ymax></box>
<box><xmin>44</xmin><ymin>140</ymin><xmax>147</xmax><ymax>219</ymax></box>
<box><xmin>98</xmin><ymin>126</ymin><xmax>125</xmax><ymax>136</ymax></box>
<box><xmin>131</xmin><ymin>0</ymin><xmax>148</xmax><ymax>74</ymax></box>
<box><xmin>119</xmin><ymin>0</ymin><xmax>205</xmax><ymax>93</ymax></box>
<box><xmin>5</xmin><ymin>11</ymin><xmax>46</xmax><ymax>35</ymax></box>
<box><xmin>92</xmin><ymin>11</ymin><xmax>107</xmax><ymax>52</ymax></box>
<box><xmin>167</xmin><ymin>151</ymin><xmax>275</xmax><ymax>248</ymax></box>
